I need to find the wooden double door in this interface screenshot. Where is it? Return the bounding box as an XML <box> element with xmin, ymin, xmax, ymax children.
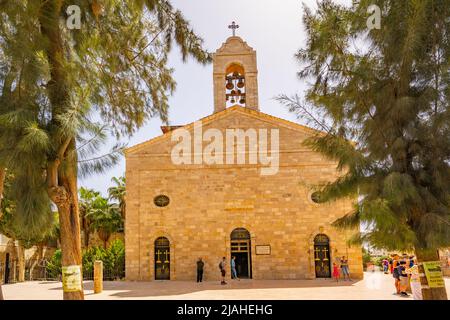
<box><xmin>155</xmin><ymin>237</ymin><xmax>170</xmax><ymax>280</ymax></box>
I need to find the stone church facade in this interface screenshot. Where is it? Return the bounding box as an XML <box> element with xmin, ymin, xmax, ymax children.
<box><xmin>125</xmin><ymin>35</ymin><xmax>363</xmax><ymax>281</ymax></box>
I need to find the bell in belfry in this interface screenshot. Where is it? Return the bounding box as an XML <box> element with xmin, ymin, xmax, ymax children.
<box><xmin>226</xmin><ymin>79</ymin><xmax>234</xmax><ymax>90</ymax></box>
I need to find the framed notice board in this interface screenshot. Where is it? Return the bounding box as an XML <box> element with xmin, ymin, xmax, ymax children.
<box><xmin>255</xmin><ymin>245</ymin><xmax>271</xmax><ymax>255</ymax></box>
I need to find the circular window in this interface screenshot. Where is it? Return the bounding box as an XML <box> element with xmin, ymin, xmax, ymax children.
<box><xmin>154</xmin><ymin>195</ymin><xmax>170</xmax><ymax>207</ymax></box>
<box><xmin>311</xmin><ymin>191</ymin><xmax>323</xmax><ymax>204</ymax></box>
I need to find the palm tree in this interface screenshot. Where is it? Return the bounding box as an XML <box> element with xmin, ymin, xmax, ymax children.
<box><xmin>88</xmin><ymin>199</ymin><xmax>123</xmax><ymax>249</ymax></box>
<box><xmin>79</xmin><ymin>188</ymin><xmax>101</xmax><ymax>248</ymax></box>
<box><xmin>108</xmin><ymin>177</ymin><xmax>126</xmax><ymax>220</ymax></box>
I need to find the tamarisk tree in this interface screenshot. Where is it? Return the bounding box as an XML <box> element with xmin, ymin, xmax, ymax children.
<box><xmin>0</xmin><ymin>0</ymin><xmax>210</xmax><ymax>300</ymax></box>
<box><xmin>278</xmin><ymin>0</ymin><xmax>449</xmax><ymax>299</ymax></box>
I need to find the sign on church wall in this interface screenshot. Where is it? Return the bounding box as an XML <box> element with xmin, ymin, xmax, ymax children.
<box><xmin>255</xmin><ymin>245</ymin><xmax>271</xmax><ymax>255</ymax></box>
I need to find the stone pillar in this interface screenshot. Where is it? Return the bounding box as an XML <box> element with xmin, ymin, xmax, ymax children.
<box><xmin>245</xmin><ymin>73</ymin><xmax>259</xmax><ymax>111</ymax></box>
<box><xmin>94</xmin><ymin>260</ymin><xmax>103</xmax><ymax>294</ymax></box>
<box><xmin>213</xmin><ymin>73</ymin><xmax>226</xmax><ymax>113</ymax></box>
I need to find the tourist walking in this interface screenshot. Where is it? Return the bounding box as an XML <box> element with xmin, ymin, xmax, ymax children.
<box><xmin>196</xmin><ymin>257</ymin><xmax>204</xmax><ymax>283</ymax></box>
<box><xmin>397</xmin><ymin>260</ymin><xmax>410</xmax><ymax>297</ymax></box>
<box><xmin>389</xmin><ymin>256</ymin><xmax>394</xmax><ymax>273</ymax></box>
<box><xmin>219</xmin><ymin>257</ymin><xmax>227</xmax><ymax>285</ymax></box>
<box><xmin>230</xmin><ymin>256</ymin><xmax>239</xmax><ymax>280</ymax></box>
<box><xmin>392</xmin><ymin>258</ymin><xmax>401</xmax><ymax>294</ymax></box>
<box><xmin>382</xmin><ymin>258</ymin><xmax>389</xmax><ymax>274</ymax></box>
<box><xmin>332</xmin><ymin>262</ymin><xmax>340</xmax><ymax>282</ymax></box>
<box><xmin>406</xmin><ymin>258</ymin><xmax>422</xmax><ymax>300</ymax></box>
<box><xmin>406</xmin><ymin>255</ymin><xmax>414</xmax><ymax>293</ymax></box>
<box><xmin>340</xmin><ymin>256</ymin><xmax>351</xmax><ymax>281</ymax></box>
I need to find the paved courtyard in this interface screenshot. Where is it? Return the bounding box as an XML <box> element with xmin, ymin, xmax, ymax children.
<box><xmin>3</xmin><ymin>272</ymin><xmax>450</xmax><ymax>300</ymax></box>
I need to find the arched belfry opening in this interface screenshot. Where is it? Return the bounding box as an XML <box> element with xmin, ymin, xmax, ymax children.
<box><xmin>212</xmin><ymin>22</ymin><xmax>259</xmax><ymax>113</ymax></box>
<box><xmin>225</xmin><ymin>63</ymin><xmax>246</xmax><ymax>107</ymax></box>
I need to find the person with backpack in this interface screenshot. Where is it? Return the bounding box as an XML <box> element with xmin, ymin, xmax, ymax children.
<box><xmin>219</xmin><ymin>257</ymin><xmax>227</xmax><ymax>285</ymax></box>
<box><xmin>392</xmin><ymin>256</ymin><xmax>401</xmax><ymax>294</ymax></box>
<box><xmin>397</xmin><ymin>260</ymin><xmax>410</xmax><ymax>297</ymax></box>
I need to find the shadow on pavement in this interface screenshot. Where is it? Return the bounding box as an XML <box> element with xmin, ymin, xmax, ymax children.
<box><xmin>97</xmin><ymin>279</ymin><xmax>359</xmax><ymax>298</ymax></box>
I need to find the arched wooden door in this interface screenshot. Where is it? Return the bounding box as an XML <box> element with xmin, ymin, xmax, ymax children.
<box><xmin>230</xmin><ymin>228</ymin><xmax>252</xmax><ymax>279</ymax></box>
<box><xmin>154</xmin><ymin>237</ymin><xmax>170</xmax><ymax>280</ymax></box>
<box><xmin>314</xmin><ymin>234</ymin><xmax>331</xmax><ymax>278</ymax></box>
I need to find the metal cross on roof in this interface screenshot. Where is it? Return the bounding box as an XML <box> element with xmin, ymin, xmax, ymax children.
<box><xmin>228</xmin><ymin>21</ymin><xmax>239</xmax><ymax>36</ymax></box>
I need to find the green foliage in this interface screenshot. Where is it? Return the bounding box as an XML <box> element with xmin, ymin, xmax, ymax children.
<box><xmin>362</xmin><ymin>249</ymin><xmax>373</xmax><ymax>266</ymax></box>
<box><xmin>0</xmin><ymin>0</ymin><xmax>210</xmax><ymax>241</ymax></box>
<box><xmin>79</xmin><ymin>186</ymin><xmax>123</xmax><ymax>247</ymax></box>
<box><xmin>82</xmin><ymin>240</ymin><xmax>125</xmax><ymax>279</ymax></box>
<box><xmin>375</xmin><ymin>255</ymin><xmax>390</xmax><ymax>268</ymax></box>
<box><xmin>88</xmin><ymin>198</ymin><xmax>123</xmax><ymax>247</ymax></box>
<box><xmin>0</xmin><ymin>172</ymin><xmax>58</xmax><ymax>246</ymax></box>
<box><xmin>280</xmin><ymin>0</ymin><xmax>450</xmax><ymax>252</ymax></box>
<box><xmin>108</xmin><ymin>176</ymin><xmax>126</xmax><ymax>219</ymax></box>
<box><xmin>46</xmin><ymin>249</ymin><xmax>62</xmax><ymax>279</ymax></box>
<box><xmin>47</xmin><ymin>240</ymin><xmax>125</xmax><ymax>280</ymax></box>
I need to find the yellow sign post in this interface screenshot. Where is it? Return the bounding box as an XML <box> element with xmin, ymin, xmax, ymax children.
<box><xmin>62</xmin><ymin>265</ymin><xmax>82</xmax><ymax>292</ymax></box>
<box><xmin>423</xmin><ymin>261</ymin><xmax>445</xmax><ymax>288</ymax></box>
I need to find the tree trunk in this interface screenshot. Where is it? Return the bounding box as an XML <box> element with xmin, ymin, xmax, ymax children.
<box><xmin>415</xmin><ymin>248</ymin><xmax>448</xmax><ymax>300</ymax></box>
<box><xmin>47</xmin><ymin>141</ymin><xmax>84</xmax><ymax>300</ymax></box>
<box><xmin>0</xmin><ymin>167</ymin><xmax>5</xmax><ymax>210</ymax></box>
<box><xmin>17</xmin><ymin>243</ymin><xmax>25</xmax><ymax>282</ymax></box>
<box><xmin>38</xmin><ymin>1</ymin><xmax>84</xmax><ymax>299</ymax></box>
<box><xmin>52</xmin><ymin>160</ymin><xmax>84</xmax><ymax>299</ymax></box>
<box><xmin>0</xmin><ymin>166</ymin><xmax>5</xmax><ymax>299</ymax></box>
<box><xmin>84</xmin><ymin>227</ymin><xmax>90</xmax><ymax>248</ymax></box>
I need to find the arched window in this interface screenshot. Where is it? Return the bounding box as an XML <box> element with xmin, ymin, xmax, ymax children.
<box><xmin>230</xmin><ymin>227</ymin><xmax>250</xmax><ymax>240</ymax></box>
<box><xmin>314</xmin><ymin>233</ymin><xmax>330</xmax><ymax>245</ymax></box>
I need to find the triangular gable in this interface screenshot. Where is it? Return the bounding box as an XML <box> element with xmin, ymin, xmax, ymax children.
<box><xmin>125</xmin><ymin>105</ymin><xmax>325</xmax><ymax>155</ymax></box>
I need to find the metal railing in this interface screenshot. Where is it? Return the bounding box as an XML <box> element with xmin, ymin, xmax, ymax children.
<box><xmin>1</xmin><ymin>259</ymin><xmax>125</xmax><ymax>284</ymax></box>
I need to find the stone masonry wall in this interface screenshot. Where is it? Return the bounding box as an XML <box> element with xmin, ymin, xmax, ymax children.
<box><xmin>125</xmin><ymin>107</ymin><xmax>363</xmax><ymax>281</ymax></box>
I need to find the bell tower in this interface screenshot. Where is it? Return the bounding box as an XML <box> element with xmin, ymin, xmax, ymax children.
<box><xmin>213</xmin><ymin>22</ymin><xmax>259</xmax><ymax>113</ymax></box>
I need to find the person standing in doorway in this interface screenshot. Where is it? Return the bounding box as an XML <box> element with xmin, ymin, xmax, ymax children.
<box><xmin>196</xmin><ymin>258</ymin><xmax>204</xmax><ymax>283</ymax></box>
<box><xmin>340</xmin><ymin>256</ymin><xmax>351</xmax><ymax>281</ymax></box>
<box><xmin>219</xmin><ymin>257</ymin><xmax>227</xmax><ymax>285</ymax></box>
<box><xmin>231</xmin><ymin>256</ymin><xmax>240</xmax><ymax>281</ymax></box>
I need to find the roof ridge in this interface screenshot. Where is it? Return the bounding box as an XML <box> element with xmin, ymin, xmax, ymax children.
<box><xmin>125</xmin><ymin>106</ymin><xmax>323</xmax><ymax>155</ymax></box>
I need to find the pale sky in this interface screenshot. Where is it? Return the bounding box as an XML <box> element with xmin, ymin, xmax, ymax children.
<box><xmin>80</xmin><ymin>0</ymin><xmax>351</xmax><ymax>195</ymax></box>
